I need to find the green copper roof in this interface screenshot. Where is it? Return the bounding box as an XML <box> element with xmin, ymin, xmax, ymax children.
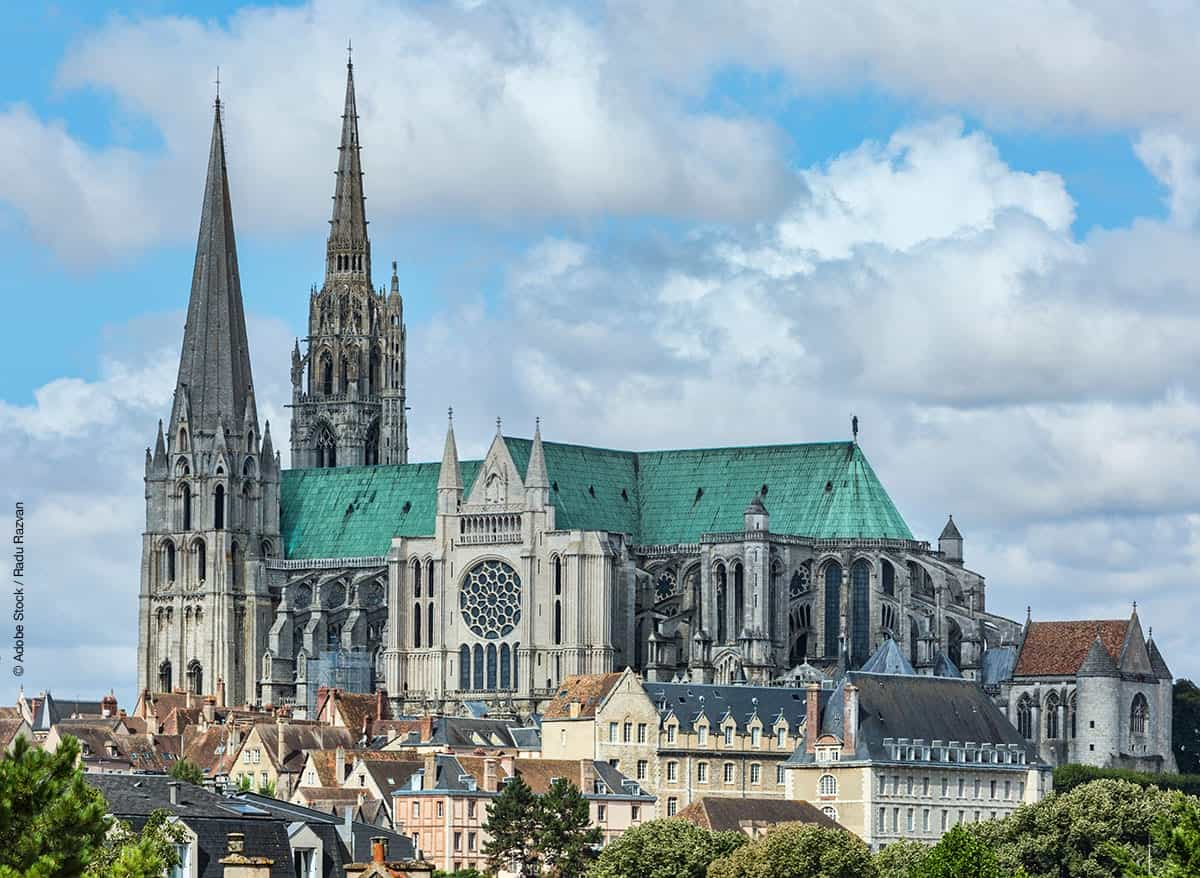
<box><xmin>280</xmin><ymin>439</ymin><xmax>912</xmax><ymax>560</ymax></box>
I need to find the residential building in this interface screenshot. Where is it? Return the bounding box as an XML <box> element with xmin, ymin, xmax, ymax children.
<box><xmin>673</xmin><ymin>796</ymin><xmax>842</xmax><ymax>838</ymax></box>
<box><xmin>229</xmin><ymin>722</ymin><xmax>357</xmax><ymax>799</ymax></box>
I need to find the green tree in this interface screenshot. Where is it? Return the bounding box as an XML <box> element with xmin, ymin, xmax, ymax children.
<box><xmin>588</xmin><ymin>819</ymin><xmax>744</xmax><ymax>878</ymax></box>
<box><xmin>971</xmin><ymin>778</ymin><xmax>1175</xmax><ymax>877</ymax></box>
<box><xmin>1173</xmin><ymin>679</ymin><xmax>1200</xmax><ymax>775</ymax></box>
<box><xmin>537</xmin><ymin>777</ymin><xmax>603</xmax><ymax>877</ymax></box>
<box><xmin>706</xmin><ymin>822</ymin><xmax>876</xmax><ymax>878</ymax></box>
<box><xmin>873</xmin><ymin>838</ymin><xmax>928</xmax><ymax>878</ymax></box>
<box><xmin>0</xmin><ymin>735</ymin><xmax>109</xmax><ymax>877</ymax></box>
<box><xmin>168</xmin><ymin>758</ymin><xmax>205</xmax><ymax>786</ymax></box>
<box><xmin>1110</xmin><ymin>791</ymin><xmax>1200</xmax><ymax>877</ymax></box>
<box><xmin>914</xmin><ymin>824</ymin><xmax>1001</xmax><ymax>878</ymax></box>
<box><xmin>483</xmin><ymin>775</ymin><xmax>543</xmax><ymax>877</ymax></box>
<box><xmin>83</xmin><ymin>808</ymin><xmax>187</xmax><ymax>878</ymax></box>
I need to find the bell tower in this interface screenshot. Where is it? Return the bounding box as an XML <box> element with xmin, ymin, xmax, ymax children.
<box><xmin>290</xmin><ymin>51</ymin><xmax>407</xmax><ymax>468</ymax></box>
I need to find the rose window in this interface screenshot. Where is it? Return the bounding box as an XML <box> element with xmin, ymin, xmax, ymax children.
<box><xmin>655</xmin><ymin>570</ymin><xmax>677</xmax><ymax>601</ymax></box>
<box><xmin>790</xmin><ymin>565</ymin><xmax>811</xmax><ymax>600</ymax></box>
<box><xmin>460</xmin><ymin>560</ymin><xmax>522</xmax><ymax>639</ymax></box>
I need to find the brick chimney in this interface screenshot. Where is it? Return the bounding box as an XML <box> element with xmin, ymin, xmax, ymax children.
<box><xmin>804</xmin><ymin>683</ymin><xmax>820</xmax><ymax>754</ymax></box>
<box><xmin>375</xmin><ymin>689</ymin><xmax>385</xmax><ymax>722</ymax></box>
<box><xmin>420</xmin><ymin>714</ymin><xmax>435</xmax><ymax>743</ymax></box>
<box><xmin>336</xmin><ymin>747</ymin><xmax>346</xmax><ymax>785</ymax></box>
<box><xmin>842</xmin><ymin>683</ymin><xmax>859</xmax><ymax>757</ymax></box>
<box><xmin>483</xmin><ymin>757</ymin><xmax>499</xmax><ymax>793</ymax></box>
<box><xmin>371</xmin><ymin>836</ymin><xmax>388</xmax><ymax>864</ymax></box>
<box><xmin>101</xmin><ymin>692</ymin><xmax>117</xmax><ymax>719</ymax></box>
<box><xmin>219</xmin><ymin>832</ymin><xmax>275</xmax><ymax>877</ymax></box>
<box><xmin>203</xmin><ymin>696</ymin><xmax>216</xmax><ymax>724</ymax></box>
<box><xmin>276</xmin><ymin>719</ymin><xmax>286</xmax><ymax>769</ymax></box>
<box><xmin>423</xmin><ymin>752</ymin><xmax>438</xmax><ymax>791</ymax></box>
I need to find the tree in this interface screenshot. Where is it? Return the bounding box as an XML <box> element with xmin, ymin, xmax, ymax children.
<box><xmin>873</xmin><ymin>839</ymin><xmax>929</xmax><ymax>878</ymax></box>
<box><xmin>588</xmin><ymin>819</ymin><xmax>745</xmax><ymax>878</ymax></box>
<box><xmin>0</xmin><ymin>735</ymin><xmax>109</xmax><ymax>876</ymax></box>
<box><xmin>971</xmin><ymin>778</ymin><xmax>1175</xmax><ymax>877</ymax></box>
<box><xmin>83</xmin><ymin>809</ymin><xmax>187</xmax><ymax>878</ymax></box>
<box><xmin>706</xmin><ymin>822</ymin><xmax>875</xmax><ymax>878</ymax></box>
<box><xmin>1174</xmin><ymin>679</ymin><xmax>1200</xmax><ymax>775</ymax></box>
<box><xmin>483</xmin><ymin>776</ymin><xmax>543</xmax><ymax>877</ymax></box>
<box><xmin>1110</xmin><ymin>791</ymin><xmax>1200</xmax><ymax>877</ymax></box>
<box><xmin>914</xmin><ymin>825</ymin><xmax>1001</xmax><ymax>878</ymax></box>
<box><xmin>537</xmin><ymin>777</ymin><xmax>603</xmax><ymax>877</ymax></box>
<box><xmin>168</xmin><ymin>758</ymin><xmax>205</xmax><ymax>786</ymax></box>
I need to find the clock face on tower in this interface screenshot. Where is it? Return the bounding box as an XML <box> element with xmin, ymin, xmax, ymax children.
<box><xmin>460</xmin><ymin>559</ymin><xmax>522</xmax><ymax>639</ymax></box>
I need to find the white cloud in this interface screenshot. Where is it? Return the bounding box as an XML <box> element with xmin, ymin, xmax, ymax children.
<box><xmin>1135</xmin><ymin>129</ymin><xmax>1200</xmax><ymax>226</ymax></box>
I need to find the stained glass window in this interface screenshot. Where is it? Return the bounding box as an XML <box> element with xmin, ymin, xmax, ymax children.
<box><xmin>459</xmin><ymin>560</ymin><xmax>522</xmax><ymax>639</ymax></box>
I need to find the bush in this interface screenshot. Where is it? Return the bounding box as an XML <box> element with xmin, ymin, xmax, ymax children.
<box><xmin>588</xmin><ymin>819</ymin><xmax>744</xmax><ymax>878</ymax></box>
<box><xmin>873</xmin><ymin>839</ymin><xmax>928</xmax><ymax>878</ymax></box>
<box><xmin>1053</xmin><ymin>763</ymin><xmax>1200</xmax><ymax>797</ymax></box>
<box><xmin>706</xmin><ymin>823</ymin><xmax>875</xmax><ymax>878</ymax></box>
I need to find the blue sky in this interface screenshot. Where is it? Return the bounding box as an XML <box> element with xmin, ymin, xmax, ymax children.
<box><xmin>2</xmin><ymin>1</ymin><xmax>1199</xmax><ymax>703</ymax></box>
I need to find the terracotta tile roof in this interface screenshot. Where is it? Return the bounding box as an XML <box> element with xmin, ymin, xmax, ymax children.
<box><xmin>541</xmin><ymin>673</ymin><xmax>623</xmax><ymax>720</ymax></box>
<box><xmin>162</xmin><ymin>707</ymin><xmax>202</xmax><ymax>735</ymax></box>
<box><xmin>674</xmin><ymin>796</ymin><xmax>842</xmax><ymax>833</ymax></box>
<box><xmin>0</xmin><ymin>719</ymin><xmax>29</xmax><ymax>748</ymax></box>
<box><xmin>0</xmin><ymin>707</ymin><xmax>22</xmax><ymax>720</ymax></box>
<box><xmin>1014</xmin><ymin>620</ymin><xmax>1129</xmax><ymax>677</ymax></box>
<box><xmin>182</xmin><ymin>726</ymin><xmax>241</xmax><ymax>777</ymax></box>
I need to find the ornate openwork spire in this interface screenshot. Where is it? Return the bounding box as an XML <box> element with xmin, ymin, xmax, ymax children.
<box><xmin>172</xmin><ymin>98</ymin><xmax>253</xmax><ymax>440</ymax></box>
<box><xmin>326</xmin><ymin>51</ymin><xmax>369</xmax><ymax>280</ymax></box>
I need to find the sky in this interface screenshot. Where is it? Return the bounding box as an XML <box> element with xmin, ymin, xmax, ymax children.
<box><xmin>1</xmin><ymin>1</ymin><xmax>1198</xmax><ymax>707</ymax></box>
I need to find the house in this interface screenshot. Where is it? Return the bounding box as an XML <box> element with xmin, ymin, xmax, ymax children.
<box><xmin>0</xmin><ymin>717</ymin><xmax>34</xmax><ymax>753</ymax></box>
<box><xmin>85</xmin><ymin>774</ymin><xmax>292</xmax><ymax>878</ymax></box>
<box><xmin>229</xmin><ymin>722</ymin><xmax>357</xmax><ymax>799</ymax></box>
<box><xmin>673</xmin><ymin>796</ymin><xmax>842</xmax><ymax>837</ymax></box>
<box><xmin>782</xmin><ymin>663</ymin><xmax>1052</xmax><ymax>850</ymax></box>
<box><xmin>391</xmin><ymin>753</ymin><xmax>653</xmax><ymax>873</ymax></box>
<box><xmin>43</xmin><ymin>721</ymin><xmax>181</xmax><ymax>774</ymax></box>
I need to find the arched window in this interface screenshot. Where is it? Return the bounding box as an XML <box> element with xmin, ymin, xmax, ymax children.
<box><xmin>715</xmin><ymin>563</ymin><xmax>727</xmax><ymax>643</ymax></box>
<box><xmin>186</xmin><ymin>660</ymin><xmax>203</xmax><ymax>695</ymax></box>
<box><xmin>473</xmin><ymin>645</ymin><xmax>484</xmax><ymax>690</ymax></box>
<box><xmin>850</xmin><ymin>559</ymin><xmax>870</xmax><ymax>668</ymax></box>
<box><xmin>819</xmin><ymin>774</ymin><xmax>838</xmax><ymax>796</ymax></box>
<box><xmin>947</xmin><ymin>619</ymin><xmax>963</xmax><ymax>668</ymax></box>
<box><xmin>500</xmin><ymin>643</ymin><xmax>512</xmax><ymax>689</ymax></box>
<box><xmin>427</xmin><ymin>603</ymin><xmax>435</xmax><ymax>647</ymax></box>
<box><xmin>159</xmin><ymin>660</ymin><xmax>172</xmax><ymax>693</ymax></box>
<box><xmin>369</xmin><ymin>348</ymin><xmax>382</xmax><ymax>397</ymax></box>
<box><xmin>823</xmin><ymin>562</ymin><xmax>842</xmax><ymax>657</ymax></box>
<box><xmin>163</xmin><ymin>541</ymin><xmax>176</xmax><ymax>582</ymax></box>
<box><xmin>733</xmin><ymin>562</ymin><xmax>745</xmax><ymax>636</ymax></box>
<box><xmin>1069</xmin><ymin>692</ymin><xmax>1078</xmax><ymax>739</ymax></box>
<box><xmin>426</xmin><ymin>560</ymin><xmax>434</xmax><ymax>593</ymax></box>
<box><xmin>1016</xmin><ymin>694</ymin><xmax>1032</xmax><ymax>739</ymax></box>
<box><xmin>181</xmin><ymin>483</ymin><xmax>192</xmax><ymax>530</ymax></box>
<box><xmin>1045</xmin><ymin>691</ymin><xmax>1061</xmax><ymax>740</ymax></box>
<box><xmin>230</xmin><ymin>542</ymin><xmax>240</xmax><ymax>588</ymax></box>
<box><xmin>413</xmin><ymin>604</ymin><xmax>422</xmax><ymax>648</ymax></box>
<box><xmin>365</xmin><ymin>420</ymin><xmax>380</xmax><ymax>466</ymax></box>
<box><xmin>459</xmin><ymin>645</ymin><xmax>471</xmax><ymax>690</ymax></box>
<box><xmin>178</xmin><ymin>428</ymin><xmax>189</xmax><ymax>451</ymax></box>
<box><xmin>241</xmin><ymin>483</ymin><xmax>253</xmax><ymax>530</ymax></box>
<box><xmin>553</xmin><ymin>556</ymin><xmax>563</xmax><ymax>595</ymax></box>
<box><xmin>554</xmin><ymin>601</ymin><xmax>562</xmax><ymax>645</ymax></box>
<box><xmin>213</xmin><ymin>485</ymin><xmax>225</xmax><ymax>529</ymax></box>
<box><xmin>909</xmin><ymin>617</ymin><xmax>919</xmax><ymax>664</ymax></box>
<box><xmin>413</xmin><ymin>560</ymin><xmax>422</xmax><ymax>598</ymax></box>
<box><xmin>320</xmin><ymin>353</ymin><xmax>334</xmax><ymax>396</ymax></box>
<box><xmin>339</xmin><ymin>356</ymin><xmax>349</xmax><ymax>394</ymax></box>
<box><xmin>196</xmin><ymin>539</ymin><xmax>206</xmax><ymax>581</ymax></box>
<box><xmin>1131</xmin><ymin>693</ymin><xmax>1149</xmax><ymax>735</ymax></box>
<box><xmin>486</xmin><ymin>644</ymin><xmax>498</xmax><ymax>690</ymax></box>
<box><xmin>316</xmin><ymin>424</ymin><xmax>337</xmax><ymax>468</ymax></box>
<box><xmin>881</xmin><ymin>560</ymin><xmax>895</xmax><ymax>596</ymax></box>
<box><xmin>513</xmin><ymin>642</ymin><xmax>520</xmax><ymax>684</ymax></box>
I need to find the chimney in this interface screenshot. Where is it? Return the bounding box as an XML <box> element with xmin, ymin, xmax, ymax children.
<box><xmin>842</xmin><ymin>683</ymin><xmax>859</xmax><ymax>757</ymax></box>
<box><xmin>371</xmin><ymin>836</ymin><xmax>388</xmax><ymax>864</ymax></box>
<box><xmin>420</xmin><ymin>714</ymin><xmax>435</xmax><ymax>743</ymax></box>
<box><xmin>219</xmin><ymin>831</ymin><xmax>275</xmax><ymax>876</ymax></box>
<box><xmin>569</xmin><ymin>701</ymin><xmax>581</xmax><ymax>719</ymax></box>
<box><xmin>276</xmin><ymin>719</ymin><xmax>286</xmax><ymax>768</ymax></box>
<box><xmin>227</xmin><ymin>833</ymin><xmax>244</xmax><ymax>854</ymax></box>
<box><xmin>499</xmin><ymin>754</ymin><xmax>516</xmax><ymax>780</ymax></box>
<box><xmin>336</xmin><ymin>746</ymin><xmax>346</xmax><ymax>785</ymax></box>
<box><xmin>203</xmin><ymin>696</ymin><xmax>216</xmax><ymax>724</ymax></box>
<box><xmin>483</xmin><ymin>757</ymin><xmax>498</xmax><ymax>793</ymax></box>
<box><xmin>423</xmin><ymin>752</ymin><xmax>438</xmax><ymax>791</ymax></box>
<box><xmin>101</xmin><ymin>692</ymin><xmax>117</xmax><ymax>719</ymax></box>
<box><xmin>804</xmin><ymin>683</ymin><xmax>820</xmax><ymax>754</ymax></box>
<box><xmin>216</xmin><ymin>677</ymin><xmax>226</xmax><ymax>708</ymax></box>
<box><xmin>375</xmin><ymin>689</ymin><xmax>385</xmax><ymax>722</ymax></box>
<box><xmin>168</xmin><ymin>780</ymin><xmax>180</xmax><ymax>805</ymax></box>
<box><xmin>579</xmin><ymin>759</ymin><xmax>596</xmax><ymax>793</ymax></box>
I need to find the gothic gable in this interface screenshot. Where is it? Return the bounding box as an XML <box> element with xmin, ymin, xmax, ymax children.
<box><xmin>465</xmin><ymin>433</ymin><xmax>526</xmax><ymax>507</ymax></box>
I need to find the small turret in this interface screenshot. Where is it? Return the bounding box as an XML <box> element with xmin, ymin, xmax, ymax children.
<box><xmin>939</xmin><ymin>515</ymin><xmax>963</xmax><ymax>563</ymax></box>
<box><xmin>437</xmin><ymin>408</ymin><xmax>462</xmax><ymax>514</ymax></box>
<box><xmin>743</xmin><ymin>492</ymin><xmax>769</xmax><ymax>532</ymax></box>
<box><xmin>525</xmin><ymin>418</ymin><xmax>550</xmax><ymax>509</ymax></box>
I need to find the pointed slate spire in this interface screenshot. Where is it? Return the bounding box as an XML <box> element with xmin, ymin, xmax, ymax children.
<box><xmin>260</xmin><ymin>420</ymin><xmax>275</xmax><ymax>474</ymax></box>
<box><xmin>1147</xmin><ymin>634</ymin><xmax>1172</xmax><ymax>680</ymax></box>
<box><xmin>172</xmin><ymin>97</ymin><xmax>254</xmax><ymax>442</ymax></box>
<box><xmin>152</xmin><ymin>420</ymin><xmax>167</xmax><ymax>468</ymax></box>
<box><xmin>1078</xmin><ymin>631</ymin><xmax>1119</xmax><ymax>677</ymax></box>
<box><xmin>438</xmin><ymin>408</ymin><xmax>462</xmax><ymax>492</ymax></box>
<box><xmin>526</xmin><ymin>418</ymin><xmax>549</xmax><ymax>489</ymax></box>
<box><xmin>326</xmin><ymin>51</ymin><xmax>369</xmax><ymax>278</ymax></box>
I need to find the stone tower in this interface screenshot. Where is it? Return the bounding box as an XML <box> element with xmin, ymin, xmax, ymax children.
<box><xmin>137</xmin><ymin>96</ymin><xmax>280</xmax><ymax>708</ymax></box>
<box><xmin>289</xmin><ymin>55</ymin><xmax>407</xmax><ymax>468</ymax></box>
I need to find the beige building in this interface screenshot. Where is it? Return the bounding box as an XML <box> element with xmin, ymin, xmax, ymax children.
<box><xmin>542</xmin><ymin>668</ymin><xmax>816</xmax><ymax>818</ymax></box>
<box><xmin>229</xmin><ymin>721</ymin><xmax>357</xmax><ymax>799</ymax></box>
<box><xmin>783</xmin><ymin>662</ymin><xmax>1051</xmax><ymax>850</ymax></box>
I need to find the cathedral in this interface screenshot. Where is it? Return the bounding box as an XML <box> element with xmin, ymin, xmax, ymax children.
<box><xmin>136</xmin><ymin>59</ymin><xmax>1175</xmax><ymax>772</ymax></box>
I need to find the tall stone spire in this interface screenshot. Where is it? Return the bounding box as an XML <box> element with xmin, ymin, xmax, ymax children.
<box><xmin>525</xmin><ymin>418</ymin><xmax>550</xmax><ymax>509</ymax></box>
<box><xmin>438</xmin><ymin>409</ymin><xmax>462</xmax><ymax>492</ymax></box>
<box><xmin>171</xmin><ymin>97</ymin><xmax>254</xmax><ymax>441</ymax></box>
<box><xmin>326</xmin><ymin>50</ymin><xmax>369</xmax><ymax>281</ymax></box>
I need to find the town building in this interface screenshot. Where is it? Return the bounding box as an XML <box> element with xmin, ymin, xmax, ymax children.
<box><xmin>782</xmin><ymin>658</ymin><xmax>1052</xmax><ymax>850</ymax></box>
<box><xmin>673</xmin><ymin>796</ymin><xmax>842</xmax><ymax>838</ymax></box>
<box><xmin>228</xmin><ymin>722</ymin><xmax>358</xmax><ymax>799</ymax></box>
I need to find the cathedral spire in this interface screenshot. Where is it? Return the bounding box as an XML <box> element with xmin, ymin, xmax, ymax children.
<box><xmin>171</xmin><ymin>97</ymin><xmax>253</xmax><ymax>441</ymax></box>
<box><xmin>526</xmin><ymin>418</ymin><xmax>549</xmax><ymax>490</ymax></box>
<box><xmin>326</xmin><ymin>51</ymin><xmax>369</xmax><ymax>280</ymax></box>
<box><xmin>438</xmin><ymin>408</ymin><xmax>462</xmax><ymax>492</ymax></box>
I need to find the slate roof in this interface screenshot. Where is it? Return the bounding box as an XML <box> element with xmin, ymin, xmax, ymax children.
<box><xmin>86</xmin><ymin>775</ymin><xmax>292</xmax><ymax>878</ymax></box>
<box><xmin>939</xmin><ymin>515</ymin><xmax>962</xmax><ymax>540</ymax></box>
<box><xmin>788</xmin><ymin>672</ymin><xmax>1039</xmax><ymax>766</ymax></box>
<box><xmin>932</xmin><ymin>651</ymin><xmax>963</xmax><ymax>679</ymax></box>
<box><xmin>281</xmin><ymin>440</ymin><xmax>912</xmax><ymax>559</ymax></box>
<box><xmin>979</xmin><ymin>646</ymin><xmax>1018</xmax><ymax>687</ymax></box>
<box><xmin>645</xmin><ymin>680</ymin><xmax>822</xmax><ymax>731</ymax></box>
<box><xmin>360</xmin><ymin>759</ymin><xmax>423</xmax><ymax>797</ymax></box>
<box><xmin>251</xmin><ymin>723</ymin><xmax>358</xmax><ymax>773</ymax></box>
<box><xmin>674</xmin><ymin>796</ymin><xmax>841</xmax><ymax>833</ymax></box>
<box><xmin>1014</xmin><ymin>620</ymin><xmax>1129</xmax><ymax>677</ymax></box>
<box><xmin>1078</xmin><ymin>636</ymin><xmax>1120</xmax><ymax>677</ymax></box>
<box><xmin>1148</xmin><ymin>639</ymin><xmax>1173</xmax><ymax>680</ymax></box>
<box><xmin>858</xmin><ymin>638</ymin><xmax>916</xmax><ymax>676</ymax></box>
<box><xmin>542</xmin><ymin>673</ymin><xmax>624</xmax><ymax>720</ymax></box>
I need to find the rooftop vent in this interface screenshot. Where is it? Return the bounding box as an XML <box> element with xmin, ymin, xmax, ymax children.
<box><xmin>552</xmin><ymin>481</ymin><xmax>559</xmax><ymax>492</ymax></box>
<box><xmin>589</xmin><ymin>485</ymin><xmax>596</xmax><ymax>497</ymax></box>
<box><xmin>824</xmin><ymin>481</ymin><xmax>833</xmax><ymax>493</ymax></box>
<box><xmin>761</xmin><ymin>483</ymin><xmax>768</xmax><ymax>496</ymax></box>
<box><xmin>621</xmin><ymin>488</ymin><xmax>628</xmax><ymax>501</ymax></box>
